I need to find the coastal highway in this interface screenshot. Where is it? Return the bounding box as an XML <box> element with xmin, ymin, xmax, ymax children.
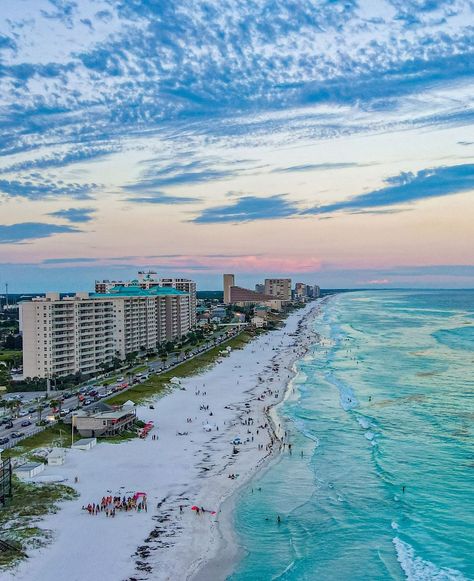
<box><xmin>0</xmin><ymin>326</ymin><xmax>242</xmax><ymax>449</ymax></box>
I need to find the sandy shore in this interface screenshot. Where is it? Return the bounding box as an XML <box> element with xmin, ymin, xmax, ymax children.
<box><xmin>4</xmin><ymin>301</ymin><xmax>321</xmax><ymax>581</ymax></box>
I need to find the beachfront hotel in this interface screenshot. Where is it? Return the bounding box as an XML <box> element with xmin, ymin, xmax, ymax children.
<box><xmin>223</xmin><ymin>274</ymin><xmax>286</xmax><ymax>310</ymax></box>
<box><xmin>264</xmin><ymin>278</ymin><xmax>292</xmax><ymax>301</ymax></box>
<box><xmin>95</xmin><ymin>271</ymin><xmax>197</xmax><ymax>327</ymax></box>
<box><xmin>20</xmin><ymin>286</ymin><xmax>191</xmax><ymax>379</ymax></box>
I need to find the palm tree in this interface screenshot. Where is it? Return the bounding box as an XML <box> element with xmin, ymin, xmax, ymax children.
<box><xmin>50</xmin><ymin>399</ymin><xmax>60</xmax><ymax>418</ymax></box>
<box><xmin>159</xmin><ymin>352</ymin><xmax>167</xmax><ymax>368</ymax></box>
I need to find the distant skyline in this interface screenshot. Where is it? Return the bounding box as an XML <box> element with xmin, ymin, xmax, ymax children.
<box><xmin>1</xmin><ymin>0</ymin><xmax>473</xmax><ymax>291</ymax></box>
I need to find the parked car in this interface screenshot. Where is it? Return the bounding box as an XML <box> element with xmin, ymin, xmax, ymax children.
<box><xmin>60</xmin><ymin>408</ymin><xmax>70</xmax><ymax>416</ymax></box>
<box><xmin>4</xmin><ymin>421</ymin><xmax>13</xmax><ymax>429</ymax></box>
<box><xmin>84</xmin><ymin>399</ymin><xmax>92</xmax><ymax>406</ymax></box>
<box><xmin>28</xmin><ymin>407</ymin><xmax>36</xmax><ymax>413</ymax></box>
<box><xmin>18</xmin><ymin>410</ymin><xmax>28</xmax><ymax>417</ymax></box>
<box><xmin>0</xmin><ymin>437</ymin><xmax>10</xmax><ymax>445</ymax></box>
<box><xmin>20</xmin><ymin>420</ymin><xmax>32</xmax><ymax>427</ymax></box>
<box><xmin>11</xmin><ymin>431</ymin><xmax>25</xmax><ymax>438</ymax></box>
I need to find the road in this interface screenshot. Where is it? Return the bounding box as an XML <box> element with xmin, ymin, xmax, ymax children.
<box><xmin>0</xmin><ymin>326</ymin><xmax>243</xmax><ymax>449</ymax></box>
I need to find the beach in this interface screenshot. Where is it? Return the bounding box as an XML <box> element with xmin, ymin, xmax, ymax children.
<box><xmin>4</xmin><ymin>300</ymin><xmax>321</xmax><ymax>581</ymax></box>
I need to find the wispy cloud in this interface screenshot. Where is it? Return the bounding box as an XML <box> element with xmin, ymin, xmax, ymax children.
<box><xmin>193</xmin><ymin>195</ymin><xmax>299</xmax><ymax>224</ymax></box>
<box><xmin>124</xmin><ymin>192</ymin><xmax>201</xmax><ymax>204</ymax></box>
<box><xmin>42</xmin><ymin>257</ymin><xmax>98</xmax><ymax>264</ymax></box>
<box><xmin>0</xmin><ymin>144</ymin><xmax>118</xmax><ymax>174</ymax></box>
<box><xmin>304</xmin><ymin>163</ymin><xmax>474</xmax><ymax>215</ymax></box>
<box><xmin>124</xmin><ymin>160</ymin><xmax>236</xmax><ymax>194</ymax></box>
<box><xmin>1</xmin><ymin>0</ymin><xmax>473</xmax><ymax>160</ymax></box>
<box><xmin>0</xmin><ymin>222</ymin><xmax>80</xmax><ymax>244</ymax></box>
<box><xmin>0</xmin><ymin>177</ymin><xmax>96</xmax><ymax>200</ymax></box>
<box><xmin>272</xmin><ymin>162</ymin><xmax>361</xmax><ymax>173</ymax></box>
<box><xmin>48</xmin><ymin>207</ymin><xmax>96</xmax><ymax>223</ymax></box>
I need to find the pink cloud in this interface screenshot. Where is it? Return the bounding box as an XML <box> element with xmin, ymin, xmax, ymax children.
<box><xmin>365</xmin><ymin>278</ymin><xmax>390</xmax><ymax>285</ymax></box>
<box><xmin>40</xmin><ymin>254</ymin><xmax>322</xmax><ymax>274</ymax></box>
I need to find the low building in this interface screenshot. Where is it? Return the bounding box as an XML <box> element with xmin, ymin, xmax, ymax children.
<box><xmin>254</xmin><ymin>305</ymin><xmax>270</xmax><ymax>319</ymax></box>
<box><xmin>71</xmin><ymin>437</ymin><xmax>97</xmax><ymax>451</ymax></box>
<box><xmin>251</xmin><ymin>316</ymin><xmax>267</xmax><ymax>328</ymax></box>
<box><xmin>14</xmin><ymin>462</ymin><xmax>45</xmax><ymax>480</ymax></box>
<box><xmin>47</xmin><ymin>448</ymin><xmax>66</xmax><ymax>466</ymax></box>
<box><xmin>74</xmin><ymin>408</ymin><xmax>136</xmax><ymax>438</ymax></box>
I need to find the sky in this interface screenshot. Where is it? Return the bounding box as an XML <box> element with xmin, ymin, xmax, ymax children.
<box><xmin>0</xmin><ymin>0</ymin><xmax>473</xmax><ymax>292</ymax></box>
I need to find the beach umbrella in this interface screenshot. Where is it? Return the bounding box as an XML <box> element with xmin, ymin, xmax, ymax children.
<box><xmin>191</xmin><ymin>505</ymin><xmax>199</xmax><ymax>511</ymax></box>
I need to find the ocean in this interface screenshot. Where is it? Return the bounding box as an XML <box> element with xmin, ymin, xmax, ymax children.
<box><xmin>229</xmin><ymin>290</ymin><xmax>474</xmax><ymax>581</ymax></box>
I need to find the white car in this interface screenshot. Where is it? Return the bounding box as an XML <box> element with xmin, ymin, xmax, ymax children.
<box><xmin>18</xmin><ymin>410</ymin><xmax>28</xmax><ymax>417</ymax></box>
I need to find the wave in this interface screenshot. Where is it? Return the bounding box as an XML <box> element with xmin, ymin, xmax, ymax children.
<box><xmin>324</xmin><ymin>370</ymin><xmax>359</xmax><ymax>410</ymax></box>
<box><xmin>393</xmin><ymin>538</ymin><xmax>469</xmax><ymax>581</ymax></box>
<box><xmin>356</xmin><ymin>415</ymin><xmax>371</xmax><ymax>429</ymax></box>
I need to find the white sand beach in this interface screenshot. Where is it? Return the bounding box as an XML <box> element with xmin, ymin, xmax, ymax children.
<box><xmin>4</xmin><ymin>301</ymin><xmax>321</xmax><ymax>581</ymax></box>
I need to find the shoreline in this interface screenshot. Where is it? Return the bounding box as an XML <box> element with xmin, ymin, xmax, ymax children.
<box><xmin>2</xmin><ymin>300</ymin><xmax>324</xmax><ymax>581</ymax></box>
<box><xmin>189</xmin><ymin>299</ymin><xmax>326</xmax><ymax>581</ymax></box>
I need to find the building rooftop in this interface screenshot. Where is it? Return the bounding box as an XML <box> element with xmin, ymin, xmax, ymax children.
<box><xmin>230</xmin><ymin>286</ymin><xmax>275</xmax><ymax>303</ymax></box>
<box><xmin>15</xmin><ymin>462</ymin><xmax>43</xmax><ymax>471</ymax></box>
<box><xmin>92</xmin><ymin>285</ymin><xmax>188</xmax><ymax>298</ymax></box>
<box><xmin>75</xmin><ymin>409</ymin><xmax>134</xmax><ymax>421</ymax></box>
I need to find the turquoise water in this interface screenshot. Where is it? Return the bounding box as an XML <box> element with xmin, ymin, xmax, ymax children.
<box><xmin>230</xmin><ymin>291</ymin><xmax>474</xmax><ymax>581</ymax></box>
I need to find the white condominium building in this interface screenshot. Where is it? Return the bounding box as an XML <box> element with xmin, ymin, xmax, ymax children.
<box><xmin>21</xmin><ymin>286</ymin><xmax>191</xmax><ymax>379</ymax></box>
<box><xmin>95</xmin><ymin>271</ymin><xmax>197</xmax><ymax>326</ymax></box>
<box><xmin>21</xmin><ymin>292</ymin><xmax>115</xmax><ymax>379</ymax></box>
<box><xmin>264</xmin><ymin>278</ymin><xmax>292</xmax><ymax>302</ymax></box>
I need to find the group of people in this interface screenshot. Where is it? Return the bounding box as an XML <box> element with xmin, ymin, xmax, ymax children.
<box><xmin>82</xmin><ymin>493</ymin><xmax>148</xmax><ymax>517</ymax></box>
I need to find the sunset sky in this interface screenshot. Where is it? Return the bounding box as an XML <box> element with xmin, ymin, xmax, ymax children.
<box><xmin>0</xmin><ymin>0</ymin><xmax>473</xmax><ymax>292</ymax></box>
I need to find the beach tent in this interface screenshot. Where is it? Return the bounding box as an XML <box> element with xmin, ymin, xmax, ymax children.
<box><xmin>202</xmin><ymin>423</ymin><xmax>213</xmax><ymax>432</ymax></box>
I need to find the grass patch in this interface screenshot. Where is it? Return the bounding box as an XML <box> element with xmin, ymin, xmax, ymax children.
<box><xmin>0</xmin><ymin>477</ymin><xmax>77</xmax><ymax>568</ymax></box>
<box><xmin>132</xmin><ymin>364</ymin><xmax>148</xmax><ymax>374</ymax></box>
<box><xmin>107</xmin><ymin>331</ymin><xmax>254</xmax><ymax>406</ymax></box>
<box><xmin>5</xmin><ymin>422</ymin><xmax>73</xmax><ymax>458</ymax></box>
<box><xmin>0</xmin><ymin>350</ymin><xmax>21</xmax><ymax>363</ymax></box>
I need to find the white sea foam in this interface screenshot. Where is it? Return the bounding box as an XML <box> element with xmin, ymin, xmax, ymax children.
<box><xmin>365</xmin><ymin>431</ymin><xmax>375</xmax><ymax>441</ymax></box>
<box><xmin>393</xmin><ymin>537</ymin><xmax>468</xmax><ymax>581</ymax></box>
<box><xmin>357</xmin><ymin>416</ymin><xmax>371</xmax><ymax>429</ymax></box>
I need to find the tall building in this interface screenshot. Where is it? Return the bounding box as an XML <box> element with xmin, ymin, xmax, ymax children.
<box><xmin>95</xmin><ymin>271</ymin><xmax>197</xmax><ymax>327</ymax></box>
<box><xmin>264</xmin><ymin>278</ymin><xmax>292</xmax><ymax>301</ymax></box>
<box><xmin>223</xmin><ymin>274</ymin><xmax>235</xmax><ymax>304</ymax></box>
<box><xmin>21</xmin><ymin>286</ymin><xmax>191</xmax><ymax>379</ymax></box>
<box><xmin>222</xmin><ymin>274</ymin><xmax>284</xmax><ymax>311</ymax></box>
<box><xmin>294</xmin><ymin>282</ymin><xmax>308</xmax><ymax>298</ymax></box>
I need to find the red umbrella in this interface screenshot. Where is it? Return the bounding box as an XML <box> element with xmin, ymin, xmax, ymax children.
<box><xmin>191</xmin><ymin>505</ymin><xmax>199</xmax><ymax>510</ymax></box>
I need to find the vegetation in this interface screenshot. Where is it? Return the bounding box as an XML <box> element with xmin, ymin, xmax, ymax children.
<box><xmin>4</xmin><ymin>422</ymin><xmax>74</xmax><ymax>458</ymax></box>
<box><xmin>0</xmin><ymin>477</ymin><xmax>77</xmax><ymax>568</ymax></box>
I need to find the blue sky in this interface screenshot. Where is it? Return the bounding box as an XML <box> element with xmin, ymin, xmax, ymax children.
<box><xmin>0</xmin><ymin>0</ymin><xmax>473</xmax><ymax>291</ymax></box>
